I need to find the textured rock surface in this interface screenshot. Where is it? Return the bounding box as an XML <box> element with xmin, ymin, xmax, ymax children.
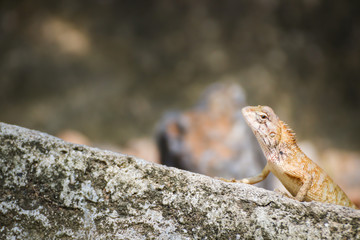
<box><xmin>0</xmin><ymin>122</ymin><xmax>359</xmax><ymax>239</ymax></box>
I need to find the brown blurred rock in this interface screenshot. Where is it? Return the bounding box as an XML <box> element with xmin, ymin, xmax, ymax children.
<box><xmin>121</xmin><ymin>138</ymin><xmax>160</xmax><ymax>164</ymax></box>
<box><xmin>57</xmin><ymin>129</ymin><xmax>91</xmax><ymax>146</ymax></box>
<box><xmin>57</xmin><ymin>129</ymin><xmax>159</xmax><ymax>164</ymax></box>
<box><xmin>157</xmin><ymin>82</ymin><xmax>275</xmax><ymax>189</ymax></box>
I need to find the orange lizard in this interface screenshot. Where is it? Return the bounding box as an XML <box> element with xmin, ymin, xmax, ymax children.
<box><xmin>220</xmin><ymin>105</ymin><xmax>358</xmax><ymax>209</ymax></box>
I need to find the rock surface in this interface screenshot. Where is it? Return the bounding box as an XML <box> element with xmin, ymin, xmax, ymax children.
<box><xmin>0</xmin><ymin>122</ymin><xmax>359</xmax><ymax>239</ymax></box>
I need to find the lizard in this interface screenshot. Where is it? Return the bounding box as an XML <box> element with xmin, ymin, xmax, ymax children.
<box><xmin>219</xmin><ymin>105</ymin><xmax>358</xmax><ymax>209</ymax></box>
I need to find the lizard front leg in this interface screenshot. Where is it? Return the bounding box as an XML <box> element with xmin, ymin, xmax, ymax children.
<box><xmin>294</xmin><ymin>173</ymin><xmax>313</xmax><ymax>201</ymax></box>
<box><xmin>282</xmin><ymin>166</ymin><xmax>313</xmax><ymax>201</ymax></box>
<box><xmin>218</xmin><ymin>164</ymin><xmax>270</xmax><ymax>184</ymax></box>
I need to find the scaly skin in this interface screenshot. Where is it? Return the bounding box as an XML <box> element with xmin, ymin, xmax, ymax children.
<box><xmin>220</xmin><ymin>105</ymin><xmax>358</xmax><ymax>209</ymax></box>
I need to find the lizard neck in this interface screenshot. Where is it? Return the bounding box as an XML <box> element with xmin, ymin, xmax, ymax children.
<box><xmin>276</xmin><ymin>120</ymin><xmax>301</xmax><ymax>160</ymax></box>
<box><xmin>260</xmin><ymin>120</ymin><xmax>300</xmax><ymax>162</ymax></box>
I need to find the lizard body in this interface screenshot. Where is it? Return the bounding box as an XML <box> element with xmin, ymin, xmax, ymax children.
<box><xmin>221</xmin><ymin>105</ymin><xmax>357</xmax><ymax>209</ymax></box>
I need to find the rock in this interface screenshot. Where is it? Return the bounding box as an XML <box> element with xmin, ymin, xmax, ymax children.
<box><xmin>0</xmin><ymin>122</ymin><xmax>359</xmax><ymax>239</ymax></box>
<box><xmin>157</xmin><ymin>82</ymin><xmax>275</xmax><ymax>189</ymax></box>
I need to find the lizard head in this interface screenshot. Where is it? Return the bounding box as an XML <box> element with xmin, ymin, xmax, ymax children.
<box><xmin>241</xmin><ymin>106</ymin><xmax>282</xmax><ymax>154</ymax></box>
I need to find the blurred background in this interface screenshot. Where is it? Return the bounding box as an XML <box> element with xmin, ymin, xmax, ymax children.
<box><xmin>1</xmin><ymin>1</ymin><xmax>359</xmax><ymax>203</ymax></box>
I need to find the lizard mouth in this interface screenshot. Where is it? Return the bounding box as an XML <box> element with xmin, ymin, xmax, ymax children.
<box><xmin>241</xmin><ymin>106</ymin><xmax>253</xmax><ymax>125</ymax></box>
<box><xmin>241</xmin><ymin>106</ymin><xmax>263</xmax><ymax>131</ymax></box>
<box><xmin>241</xmin><ymin>106</ymin><xmax>253</xmax><ymax>114</ymax></box>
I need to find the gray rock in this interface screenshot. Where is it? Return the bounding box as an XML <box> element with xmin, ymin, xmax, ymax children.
<box><xmin>0</xmin><ymin>122</ymin><xmax>359</xmax><ymax>239</ymax></box>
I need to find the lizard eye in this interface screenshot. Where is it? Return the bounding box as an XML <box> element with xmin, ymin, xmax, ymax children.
<box><xmin>260</xmin><ymin>114</ymin><xmax>268</xmax><ymax>120</ymax></box>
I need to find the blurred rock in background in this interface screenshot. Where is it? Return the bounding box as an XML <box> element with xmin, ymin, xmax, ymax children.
<box><xmin>57</xmin><ymin>131</ymin><xmax>160</xmax><ymax>164</ymax></box>
<box><xmin>157</xmin><ymin>82</ymin><xmax>275</xmax><ymax>189</ymax></box>
<box><xmin>57</xmin><ymin>129</ymin><xmax>91</xmax><ymax>146</ymax></box>
<box><xmin>120</xmin><ymin>137</ymin><xmax>160</xmax><ymax>164</ymax></box>
<box><xmin>1</xmin><ymin>1</ymin><xmax>359</xmax><ymax>150</ymax></box>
